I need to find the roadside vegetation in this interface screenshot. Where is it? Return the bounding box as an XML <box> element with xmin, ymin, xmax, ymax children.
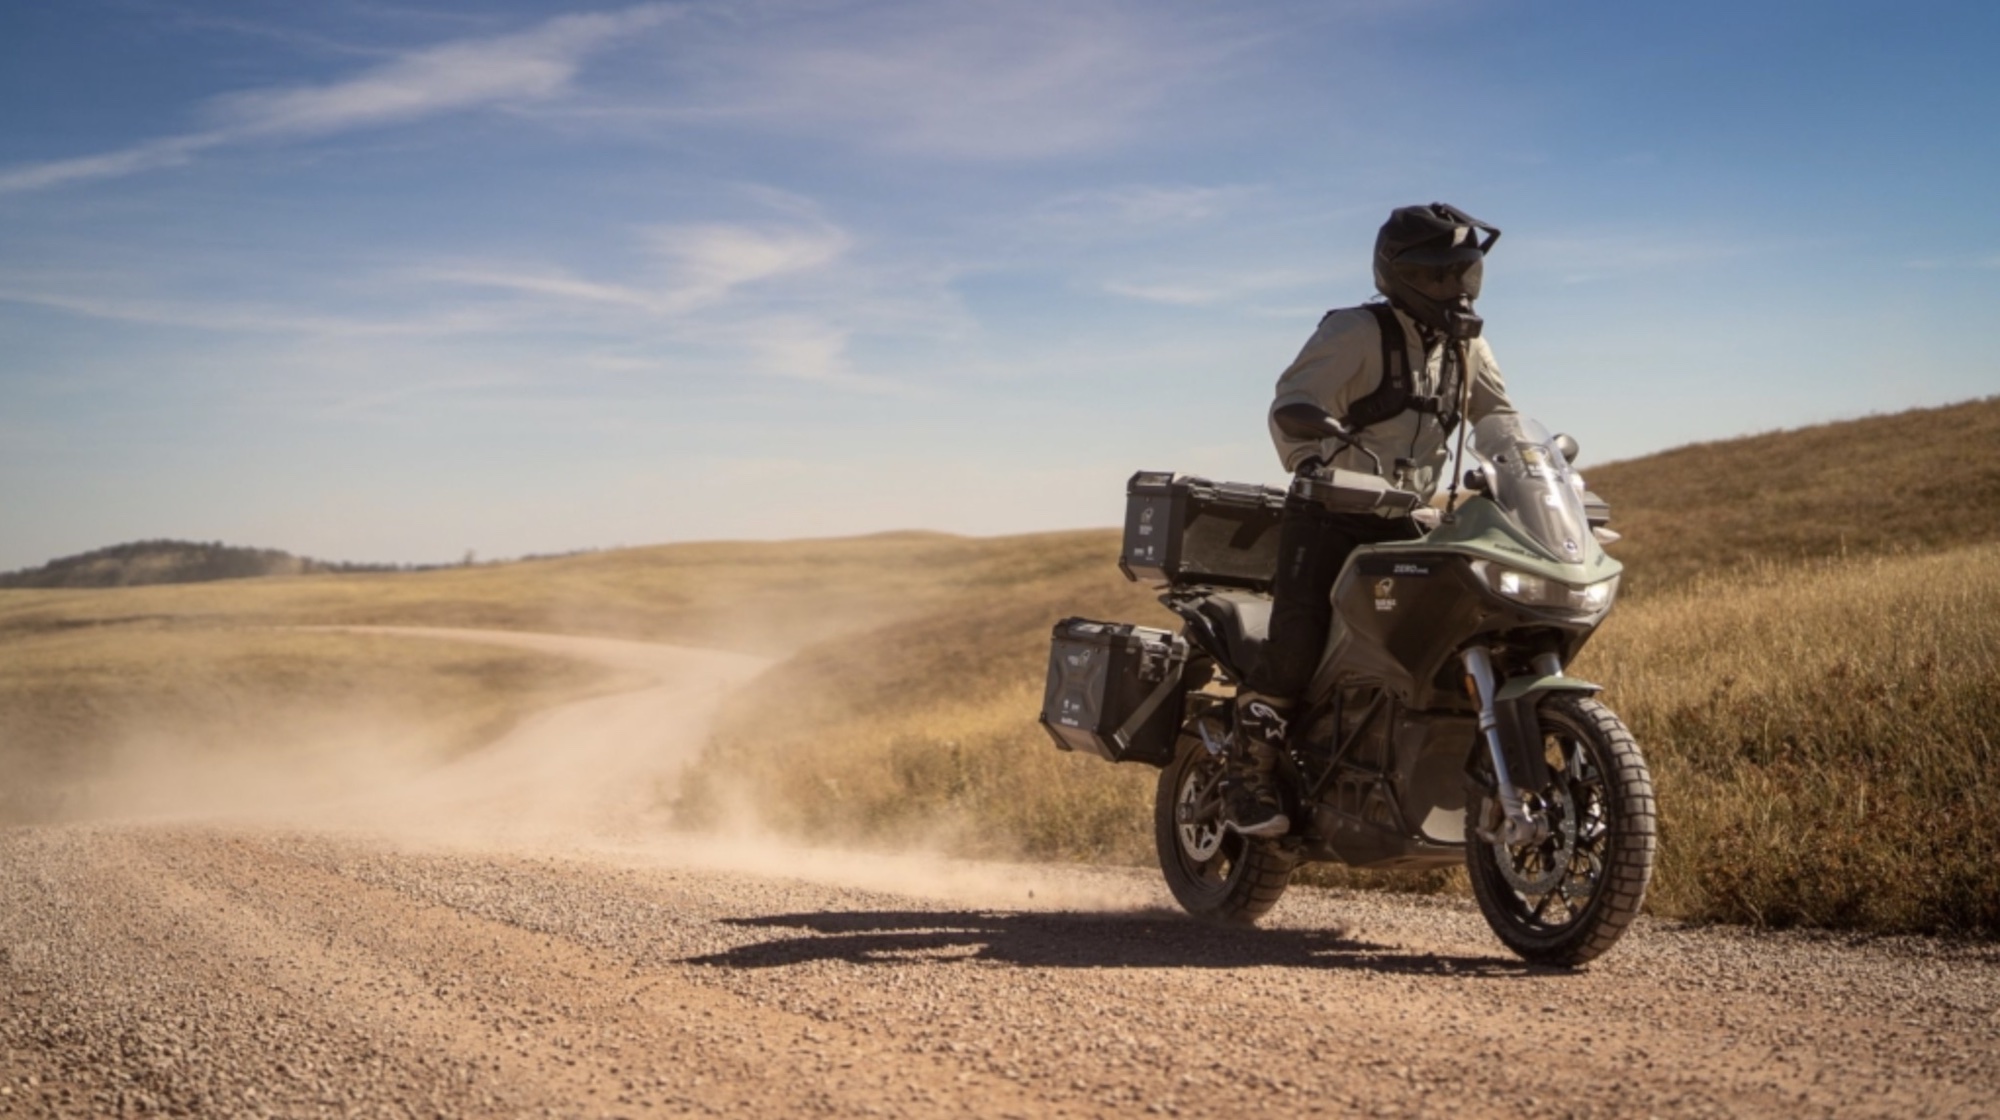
<box><xmin>5</xmin><ymin>397</ymin><xmax>1995</xmax><ymax>934</ymax></box>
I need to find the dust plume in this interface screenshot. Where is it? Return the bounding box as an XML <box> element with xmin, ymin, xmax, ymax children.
<box><xmin>276</xmin><ymin>627</ymin><xmax>1158</xmax><ymax>914</ymax></box>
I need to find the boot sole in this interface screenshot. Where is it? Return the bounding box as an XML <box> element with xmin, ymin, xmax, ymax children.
<box><xmin>1225</xmin><ymin>815</ymin><xmax>1291</xmax><ymax>839</ymax></box>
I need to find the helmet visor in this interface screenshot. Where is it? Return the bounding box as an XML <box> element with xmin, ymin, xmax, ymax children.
<box><xmin>1390</xmin><ymin>246</ymin><xmax>1484</xmax><ymax>302</ymax></box>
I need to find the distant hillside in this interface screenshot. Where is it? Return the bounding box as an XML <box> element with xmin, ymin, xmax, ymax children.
<box><xmin>1583</xmin><ymin>396</ymin><xmax>2000</xmax><ymax>594</ymax></box>
<box><xmin>1</xmin><ymin>540</ymin><xmax>337</xmax><ymax>589</ymax></box>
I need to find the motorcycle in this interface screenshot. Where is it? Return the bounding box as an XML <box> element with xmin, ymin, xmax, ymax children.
<box><xmin>1040</xmin><ymin>411</ymin><xmax>1656</xmax><ymax>966</ymax></box>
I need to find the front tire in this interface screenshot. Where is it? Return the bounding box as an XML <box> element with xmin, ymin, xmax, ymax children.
<box><xmin>1155</xmin><ymin>740</ymin><xmax>1294</xmax><ymax>924</ymax></box>
<box><xmin>1467</xmin><ymin>693</ymin><xmax>1656</xmax><ymax>966</ymax></box>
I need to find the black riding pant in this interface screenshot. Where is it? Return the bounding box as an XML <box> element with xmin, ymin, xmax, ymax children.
<box><xmin>1246</xmin><ymin>494</ymin><xmax>1423</xmax><ymax>702</ymax></box>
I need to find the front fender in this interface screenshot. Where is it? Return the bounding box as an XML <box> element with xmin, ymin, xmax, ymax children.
<box><xmin>1487</xmin><ymin>674</ymin><xmax>1601</xmax><ymax>791</ymax></box>
<box><xmin>1494</xmin><ymin>673</ymin><xmax>1601</xmax><ymax>705</ymax></box>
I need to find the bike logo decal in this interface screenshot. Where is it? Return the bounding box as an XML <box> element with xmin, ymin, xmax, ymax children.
<box><xmin>1245</xmin><ymin>701</ymin><xmax>1290</xmax><ymax>739</ymax></box>
<box><xmin>1373</xmin><ymin>577</ymin><xmax>1397</xmax><ymax>611</ymax></box>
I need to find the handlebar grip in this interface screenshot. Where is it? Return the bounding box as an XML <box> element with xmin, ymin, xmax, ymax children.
<box><xmin>1290</xmin><ymin>469</ymin><xmax>1423</xmax><ymax>515</ymax></box>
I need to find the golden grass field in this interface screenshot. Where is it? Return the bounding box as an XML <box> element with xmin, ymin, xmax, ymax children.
<box><xmin>3</xmin><ymin>397</ymin><xmax>1996</xmax><ymax>933</ymax></box>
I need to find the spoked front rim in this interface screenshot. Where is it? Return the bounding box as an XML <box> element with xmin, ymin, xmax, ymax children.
<box><xmin>1482</xmin><ymin>729</ymin><xmax>1612</xmax><ymax>933</ymax></box>
<box><xmin>1173</xmin><ymin>756</ymin><xmax>1242</xmax><ymax>884</ymax></box>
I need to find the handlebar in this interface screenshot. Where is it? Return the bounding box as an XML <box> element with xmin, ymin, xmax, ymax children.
<box><xmin>1290</xmin><ymin>467</ymin><xmax>1424</xmax><ymax>516</ymax></box>
<box><xmin>1271</xmin><ymin>403</ymin><xmax>1384</xmax><ymax>475</ymax></box>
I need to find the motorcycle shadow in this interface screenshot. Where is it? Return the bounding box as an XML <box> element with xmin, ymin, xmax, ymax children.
<box><xmin>684</xmin><ymin>909</ymin><xmax>1550</xmax><ymax>977</ymax></box>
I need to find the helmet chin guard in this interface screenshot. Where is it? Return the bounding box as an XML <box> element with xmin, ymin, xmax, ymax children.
<box><xmin>1373</xmin><ymin>202</ymin><xmax>1500</xmax><ymax>339</ymax></box>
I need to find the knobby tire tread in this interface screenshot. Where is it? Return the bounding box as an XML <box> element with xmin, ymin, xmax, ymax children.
<box><xmin>1468</xmin><ymin>693</ymin><xmax>1655</xmax><ymax>967</ymax></box>
<box><xmin>1155</xmin><ymin>745</ymin><xmax>1295</xmax><ymax>926</ymax></box>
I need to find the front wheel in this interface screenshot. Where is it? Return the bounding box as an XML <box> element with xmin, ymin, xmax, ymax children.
<box><xmin>1154</xmin><ymin>739</ymin><xmax>1294</xmax><ymax>924</ymax></box>
<box><xmin>1467</xmin><ymin>693</ymin><xmax>1656</xmax><ymax>966</ymax></box>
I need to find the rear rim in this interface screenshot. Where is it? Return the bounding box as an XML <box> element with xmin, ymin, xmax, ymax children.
<box><xmin>1170</xmin><ymin>752</ymin><xmax>1247</xmax><ymax>888</ymax></box>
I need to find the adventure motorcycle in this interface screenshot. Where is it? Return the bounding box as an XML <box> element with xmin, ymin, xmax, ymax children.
<box><xmin>1040</xmin><ymin>412</ymin><xmax>1655</xmax><ymax>966</ymax></box>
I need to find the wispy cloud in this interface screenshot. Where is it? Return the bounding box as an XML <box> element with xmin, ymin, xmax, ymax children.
<box><xmin>1507</xmin><ymin>230</ymin><xmax>1758</xmax><ymax>285</ymax></box>
<box><xmin>419</xmin><ymin>218</ymin><xmax>855</xmax><ymax>318</ymax></box>
<box><xmin>1102</xmin><ymin>267</ymin><xmax>1330</xmax><ymax>307</ymax></box>
<box><xmin>0</xmin><ymin>135</ymin><xmax>225</xmax><ymax>194</ymax></box>
<box><xmin>540</xmin><ymin>1</ymin><xmax>1246</xmax><ymax>161</ymax></box>
<box><xmin>0</xmin><ymin>4</ymin><xmax>675</xmax><ymax>194</ymax></box>
<box><xmin>1904</xmin><ymin>254</ymin><xmax>2000</xmax><ymax>270</ymax></box>
<box><xmin>1033</xmin><ymin>185</ymin><xmax>1258</xmax><ymax>230</ymax></box>
<box><xmin>0</xmin><ymin>283</ymin><xmax>500</xmax><ymax>337</ymax></box>
<box><xmin>414</xmin><ymin>214</ymin><xmax>893</xmax><ymax>388</ymax></box>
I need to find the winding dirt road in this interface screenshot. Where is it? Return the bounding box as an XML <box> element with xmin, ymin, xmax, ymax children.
<box><xmin>3</xmin><ymin>630</ymin><xmax>1996</xmax><ymax>1119</ymax></box>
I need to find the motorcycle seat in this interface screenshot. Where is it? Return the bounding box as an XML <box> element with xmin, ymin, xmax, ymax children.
<box><xmin>1190</xmin><ymin>590</ymin><xmax>1271</xmax><ymax>682</ymax></box>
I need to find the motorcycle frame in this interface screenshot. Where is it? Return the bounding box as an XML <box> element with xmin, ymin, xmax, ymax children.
<box><xmin>1171</xmin><ymin>491</ymin><xmax>1623</xmax><ymax>870</ymax></box>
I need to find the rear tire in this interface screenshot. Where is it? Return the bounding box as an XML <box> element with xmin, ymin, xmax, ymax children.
<box><xmin>1155</xmin><ymin>739</ymin><xmax>1294</xmax><ymax>924</ymax></box>
<box><xmin>1467</xmin><ymin>693</ymin><xmax>1655</xmax><ymax>966</ymax></box>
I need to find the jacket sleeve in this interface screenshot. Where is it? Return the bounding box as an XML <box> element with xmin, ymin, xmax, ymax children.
<box><xmin>1268</xmin><ymin>311</ymin><xmax>1375</xmax><ymax>471</ymax></box>
<box><xmin>1466</xmin><ymin>337</ymin><xmax>1514</xmax><ymax>423</ymax></box>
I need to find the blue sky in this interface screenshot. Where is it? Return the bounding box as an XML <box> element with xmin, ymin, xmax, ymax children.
<box><xmin>2</xmin><ymin>0</ymin><xmax>1995</xmax><ymax>569</ymax></box>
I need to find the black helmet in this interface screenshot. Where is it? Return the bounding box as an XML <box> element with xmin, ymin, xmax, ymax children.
<box><xmin>1373</xmin><ymin>202</ymin><xmax>1500</xmax><ymax>340</ymax></box>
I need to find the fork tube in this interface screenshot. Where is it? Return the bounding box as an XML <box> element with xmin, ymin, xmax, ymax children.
<box><xmin>1463</xmin><ymin>647</ymin><xmax>1534</xmax><ymax>839</ymax></box>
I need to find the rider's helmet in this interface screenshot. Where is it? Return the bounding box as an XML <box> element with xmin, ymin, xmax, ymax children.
<box><xmin>1373</xmin><ymin>202</ymin><xmax>1501</xmax><ymax>340</ymax></box>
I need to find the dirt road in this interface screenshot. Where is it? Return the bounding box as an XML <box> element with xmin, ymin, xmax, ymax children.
<box><xmin>3</xmin><ymin>631</ymin><xmax>1996</xmax><ymax>1119</ymax></box>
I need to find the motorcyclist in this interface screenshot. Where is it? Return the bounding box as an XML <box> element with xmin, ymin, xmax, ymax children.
<box><xmin>1222</xmin><ymin>202</ymin><xmax>1517</xmax><ymax>837</ymax></box>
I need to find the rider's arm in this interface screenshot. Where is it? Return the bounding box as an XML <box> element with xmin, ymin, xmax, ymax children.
<box><xmin>1466</xmin><ymin>336</ymin><xmax>1515</xmax><ymax>423</ymax></box>
<box><xmin>1268</xmin><ymin>309</ymin><xmax>1375</xmax><ymax>473</ymax></box>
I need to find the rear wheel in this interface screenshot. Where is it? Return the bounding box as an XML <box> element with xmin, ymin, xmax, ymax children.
<box><xmin>1155</xmin><ymin>738</ymin><xmax>1293</xmax><ymax>924</ymax></box>
<box><xmin>1467</xmin><ymin>693</ymin><xmax>1655</xmax><ymax>966</ymax></box>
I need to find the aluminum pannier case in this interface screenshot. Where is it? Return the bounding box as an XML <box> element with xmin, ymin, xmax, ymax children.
<box><xmin>1039</xmin><ymin>618</ymin><xmax>1188</xmax><ymax>766</ymax></box>
<box><xmin>1119</xmin><ymin>471</ymin><xmax>1286</xmax><ymax>591</ymax></box>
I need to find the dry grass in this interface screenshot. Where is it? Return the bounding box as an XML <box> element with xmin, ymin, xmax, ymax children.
<box><xmin>1581</xmin><ymin>544</ymin><xmax>2000</xmax><ymax>934</ymax></box>
<box><xmin>0</xmin><ymin>530</ymin><xmax>1101</xmax><ymax>657</ymax></box>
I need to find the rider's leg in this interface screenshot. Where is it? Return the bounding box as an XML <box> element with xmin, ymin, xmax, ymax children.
<box><xmin>1228</xmin><ymin>499</ymin><xmax>1422</xmax><ymax>836</ymax></box>
<box><xmin>1222</xmin><ymin>690</ymin><xmax>1293</xmax><ymax>837</ymax></box>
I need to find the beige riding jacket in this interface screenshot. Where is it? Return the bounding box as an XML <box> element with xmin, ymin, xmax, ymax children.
<box><xmin>1269</xmin><ymin>303</ymin><xmax>1514</xmax><ymax>501</ymax></box>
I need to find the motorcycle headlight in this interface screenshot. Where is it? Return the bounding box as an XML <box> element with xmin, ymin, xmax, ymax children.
<box><xmin>1478</xmin><ymin>562</ymin><xmax>1619</xmax><ymax>613</ymax></box>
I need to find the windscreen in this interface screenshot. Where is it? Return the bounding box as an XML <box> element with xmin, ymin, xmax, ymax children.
<box><xmin>1471</xmin><ymin>414</ymin><xmax>1591</xmax><ymax>565</ymax></box>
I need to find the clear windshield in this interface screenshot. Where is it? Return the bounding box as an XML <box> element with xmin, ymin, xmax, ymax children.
<box><xmin>1471</xmin><ymin>414</ymin><xmax>1591</xmax><ymax>565</ymax></box>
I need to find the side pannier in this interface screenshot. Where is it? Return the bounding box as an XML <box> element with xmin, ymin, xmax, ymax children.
<box><xmin>1039</xmin><ymin>618</ymin><xmax>1188</xmax><ymax>766</ymax></box>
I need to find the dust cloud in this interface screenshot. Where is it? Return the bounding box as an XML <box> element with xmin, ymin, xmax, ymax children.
<box><xmin>222</xmin><ymin>627</ymin><xmax>1158</xmax><ymax>914</ymax></box>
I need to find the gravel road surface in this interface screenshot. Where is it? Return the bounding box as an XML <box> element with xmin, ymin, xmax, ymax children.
<box><xmin>3</xmin><ymin>631</ymin><xmax>1995</xmax><ymax>1119</ymax></box>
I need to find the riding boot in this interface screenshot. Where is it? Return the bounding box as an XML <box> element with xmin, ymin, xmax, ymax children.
<box><xmin>1222</xmin><ymin>694</ymin><xmax>1292</xmax><ymax>838</ymax></box>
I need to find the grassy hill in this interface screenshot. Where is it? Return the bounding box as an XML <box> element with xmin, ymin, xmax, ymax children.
<box><xmin>0</xmin><ymin>539</ymin><xmax>329</xmax><ymax>589</ymax></box>
<box><xmin>1581</xmin><ymin>396</ymin><xmax>2000</xmax><ymax>595</ymax></box>
<box><xmin>3</xmin><ymin>396</ymin><xmax>1997</xmax><ymax>933</ymax></box>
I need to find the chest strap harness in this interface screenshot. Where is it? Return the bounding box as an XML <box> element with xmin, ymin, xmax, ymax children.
<box><xmin>1334</xmin><ymin>303</ymin><xmax>1463</xmax><ymax>434</ymax></box>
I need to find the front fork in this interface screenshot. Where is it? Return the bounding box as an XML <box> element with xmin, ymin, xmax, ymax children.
<box><xmin>1463</xmin><ymin>647</ymin><xmax>1558</xmax><ymax>847</ymax></box>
